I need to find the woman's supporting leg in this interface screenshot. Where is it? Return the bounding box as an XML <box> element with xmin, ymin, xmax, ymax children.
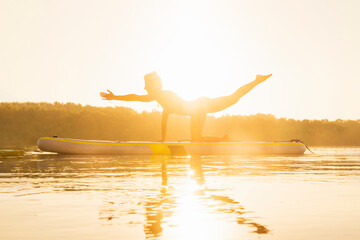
<box><xmin>205</xmin><ymin>74</ymin><xmax>272</xmax><ymax>113</ymax></box>
<box><xmin>190</xmin><ymin>113</ymin><xmax>228</xmax><ymax>142</ymax></box>
<box><xmin>190</xmin><ymin>112</ymin><xmax>206</xmax><ymax>141</ymax></box>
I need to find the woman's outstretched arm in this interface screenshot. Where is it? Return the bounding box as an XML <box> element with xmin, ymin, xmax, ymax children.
<box><xmin>100</xmin><ymin>90</ymin><xmax>154</xmax><ymax>102</ymax></box>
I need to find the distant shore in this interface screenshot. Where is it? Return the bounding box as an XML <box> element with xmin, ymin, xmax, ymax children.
<box><xmin>1</xmin><ymin>102</ymin><xmax>359</xmax><ymax>147</ymax></box>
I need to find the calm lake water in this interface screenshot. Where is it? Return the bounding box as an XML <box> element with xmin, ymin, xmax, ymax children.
<box><xmin>1</xmin><ymin>147</ymin><xmax>360</xmax><ymax>240</ymax></box>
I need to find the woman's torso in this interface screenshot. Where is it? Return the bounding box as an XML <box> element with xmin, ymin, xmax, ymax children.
<box><xmin>156</xmin><ymin>91</ymin><xmax>209</xmax><ymax>115</ymax></box>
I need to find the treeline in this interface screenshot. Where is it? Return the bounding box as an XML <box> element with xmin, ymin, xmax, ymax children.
<box><xmin>0</xmin><ymin>102</ymin><xmax>359</xmax><ymax>147</ymax></box>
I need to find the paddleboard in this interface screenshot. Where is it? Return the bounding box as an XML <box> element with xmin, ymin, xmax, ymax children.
<box><xmin>37</xmin><ymin>137</ymin><xmax>306</xmax><ymax>155</ymax></box>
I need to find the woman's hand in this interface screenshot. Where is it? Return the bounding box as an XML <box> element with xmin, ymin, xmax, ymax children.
<box><xmin>100</xmin><ymin>89</ymin><xmax>115</xmax><ymax>100</ymax></box>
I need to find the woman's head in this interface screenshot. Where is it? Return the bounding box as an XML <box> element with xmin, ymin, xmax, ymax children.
<box><xmin>144</xmin><ymin>71</ymin><xmax>162</xmax><ymax>94</ymax></box>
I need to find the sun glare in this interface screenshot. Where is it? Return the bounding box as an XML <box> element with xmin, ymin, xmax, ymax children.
<box><xmin>153</xmin><ymin>10</ymin><xmax>234</xmax><ymax>101</ymax></box>
<box><xmin>163</xmin><ymin>168</ymin><xmax>221</xmax><ymax>240</ymax></box>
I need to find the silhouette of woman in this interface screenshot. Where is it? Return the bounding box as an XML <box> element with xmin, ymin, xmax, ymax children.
<box><xmin>100</xmin><ymin>72</ymin><xmax>272</xmax><ymax>142</ymax></box>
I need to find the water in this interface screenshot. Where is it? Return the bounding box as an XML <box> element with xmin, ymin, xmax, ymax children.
<box><xmin>1</xmin><ymin>147</ymin><xmax>360</xmax><ymax>240</ymax></box>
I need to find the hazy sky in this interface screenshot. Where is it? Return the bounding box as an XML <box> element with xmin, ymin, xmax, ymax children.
<box><xmin>1</xmin><ymin>0</ymin><xmax>359</xmax><ymax>120</ymax></box>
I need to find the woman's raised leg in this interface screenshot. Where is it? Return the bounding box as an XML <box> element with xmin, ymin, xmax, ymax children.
<box><xmin>205</xmin><ymin>74</ymin><xmax>272</xmax><ymax>113</ymax></box>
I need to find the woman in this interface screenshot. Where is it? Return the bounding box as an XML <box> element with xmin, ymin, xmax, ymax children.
<box><xmin>100</xmin><ymin>72</ymin><xmax>272</xmax><ymax>142</ymax></box>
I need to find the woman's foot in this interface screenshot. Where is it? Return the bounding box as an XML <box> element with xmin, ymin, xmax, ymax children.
<box><xmin>255</xmin><ymin>74</ymin><xmax>272</xmax><ymax>83</ymax></box>
<box><xmin>222</xmin><ymin>134</ymin><xmax>230</xmax><ymax>142</ymax></box>
<box><xmin>191</xmin><ymin>135</ymin><xmax>229</xmax><ymax>142</ymax></box>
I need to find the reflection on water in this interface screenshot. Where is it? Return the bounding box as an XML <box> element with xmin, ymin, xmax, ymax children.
<box><xmin>142</xmin><ymin>156</ymin><xmax>269</xmax><ymax>239</ymax></box>
<box><xmin>1</xmin><ymin>147</ymin><xmax>360</xmax><ymax>240</ymax></box>
<box><xmin>90</xmin><ymin>155</ymin><xmax>270</xmax><ymax>239</ymax></box>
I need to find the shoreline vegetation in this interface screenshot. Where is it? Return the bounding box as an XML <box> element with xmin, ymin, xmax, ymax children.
<box><xmin>1</xmin><ymin>102</ymin><xmax>359</xmax><ymax>147</ymax></box>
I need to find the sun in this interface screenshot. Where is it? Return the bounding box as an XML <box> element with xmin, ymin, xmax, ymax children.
<box><xmin>150</xmin><ymin>15</ymin><xmax>235</xmax><ymax>101</ymax></box>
